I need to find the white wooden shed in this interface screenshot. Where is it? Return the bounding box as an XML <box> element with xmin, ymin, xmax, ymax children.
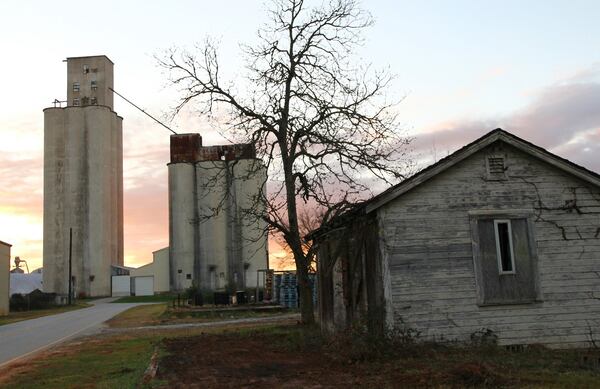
<box><xmin>314</xmin><ymin>129</ymin><xmax>600</xmax><ymax>348</ymax></box>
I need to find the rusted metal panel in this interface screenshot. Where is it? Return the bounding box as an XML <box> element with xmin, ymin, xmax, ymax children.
<box><xmin>170</xmin><ymin>134</ymin><xmax>202</xmax><ymax>163</ymax></box>
<box><xmin>170</xmin><ymin>134</ymin><xmax>257</xmax><ymax>163</ymax></box>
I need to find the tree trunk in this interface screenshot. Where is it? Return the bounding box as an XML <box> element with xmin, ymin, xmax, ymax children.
<box><xmin>295</xmin><ymin>254</ymin><xmax>315</xmax><ymax>324</ymax></box>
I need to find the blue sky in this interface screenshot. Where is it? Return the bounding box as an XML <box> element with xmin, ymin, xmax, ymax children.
<box><xmin>1</xmin><ymin>0</ymin><xmax>599</xmax><ymax>269</ymax></box>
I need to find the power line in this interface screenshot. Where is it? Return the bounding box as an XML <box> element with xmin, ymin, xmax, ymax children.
<box><xmin>109</xmin><ymin>87</ymin><xmax>178</xmax><ymax>135</ymax></box>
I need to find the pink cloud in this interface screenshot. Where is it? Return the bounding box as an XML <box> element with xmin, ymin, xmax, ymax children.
<box><xmin>413</xmin><ymin>65</ymin><xmax>600</xmax><ymax>173</ymax></box>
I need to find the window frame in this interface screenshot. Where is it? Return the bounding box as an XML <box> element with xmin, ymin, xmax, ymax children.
<box><xmin>493</xmin><ymin>219</ymin><xmax>516</xmax><ymax>275</ymax></box>
<box><xmin>469</xmin><ymin>210</ymin><xmax>541</xmax><ymax>306</ymax></box>
<box><xmin>73</xmin><ymin>82</ymin><xmax>80</xmax><ymax>92</ymax></box>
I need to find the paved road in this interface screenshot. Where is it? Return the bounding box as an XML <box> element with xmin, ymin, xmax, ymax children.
<box><xmin>0</xmin><ymin>299</ymin><xmax>145</xmax><ymax>368</ymax></box>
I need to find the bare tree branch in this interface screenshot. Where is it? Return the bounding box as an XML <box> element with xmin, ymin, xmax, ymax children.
<box><xmin>159</xmin><ymin>0</ymin><xmax>411</xmax><ymax>324</ymax></box>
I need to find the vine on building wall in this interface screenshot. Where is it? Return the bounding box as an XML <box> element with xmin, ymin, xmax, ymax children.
<box><xmin>517</xmin><ymin>177</ymin><xmax>600</xmax><ymax>241</ymax></box>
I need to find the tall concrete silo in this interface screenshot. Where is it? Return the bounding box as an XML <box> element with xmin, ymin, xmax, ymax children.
<box><xmin>168</xmin><ymin>134</ymin><xmax>268</xmax><ymax>292</ymax></box>
<box><xmin>43</xmin><ymin>55</ymin><xmax>123</xmax><ymax>297</ymax></box>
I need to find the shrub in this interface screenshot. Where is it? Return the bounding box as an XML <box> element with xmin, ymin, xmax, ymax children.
<box><xmin>470</xmin><ymin>328</ymin><xmax>498</xmax><ymax>347</ymax></box>
<box><xmin>9</xmin><ymin>290</ymin><xmax>57</xmax><ymax>311</ymax></box>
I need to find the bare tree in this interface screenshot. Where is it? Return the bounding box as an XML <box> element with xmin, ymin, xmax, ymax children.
<box><xmin>159</xmin><ymin>0</ymin><xmax>411</xmax><ymax>324</ymax></box>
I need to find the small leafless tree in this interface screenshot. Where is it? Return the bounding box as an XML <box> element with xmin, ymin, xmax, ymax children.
<box><xmin>159</xmin><ymin>0</ymin><xmax>411</xmax><ymax>324</ymax></box>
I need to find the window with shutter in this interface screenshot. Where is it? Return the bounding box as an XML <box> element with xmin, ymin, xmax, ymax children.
<box><xmin>470</xmin><ymin>212</ymin><xmax>540</xmax><ymax>305</ymax></box>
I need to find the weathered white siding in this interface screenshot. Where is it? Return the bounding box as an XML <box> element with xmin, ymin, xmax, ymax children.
<box><xmin>378</xmin><ymin>141</ymin><xmax>600</xmax><ymax>347</ymax></box>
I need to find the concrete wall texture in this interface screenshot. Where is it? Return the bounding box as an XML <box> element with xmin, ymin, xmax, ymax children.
<box><xmin>66</xmin><ymin>55</ymin><xmax>114</xmax><ymax>108</ymax></box>
<box><xmin>0</xmin><ymin>241</ymin><xmax>10</xmax><ymax>315</ymax></box>
<box><xmin>168</xmin><ymin>134</ymin><xmax>268</xmax><ymax>292</ymax></box>
<box><xmin>43</xmin><ymin>56</ymin><xmax>123</xmax><ymax>297</ymax></box>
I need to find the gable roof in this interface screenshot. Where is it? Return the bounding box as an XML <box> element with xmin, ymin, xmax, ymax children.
<box><xmin>364</xmin><ymin>128</ymin><xmax>600</xmax><ymax>213</ymax></box>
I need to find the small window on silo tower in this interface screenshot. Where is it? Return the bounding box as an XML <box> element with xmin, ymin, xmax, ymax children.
<box><xmin>83</xmin><ymin>64</ymin><xmax>90</xmax><ymax>74</ymax></box>
<box><xmin>91</xmin><ymin>97</ymin><xmax>97</xmax><ymax>105</ymax></box>
<box><xmin>91</xmin><ymin>80</ymin><xmax>97</xmax><ymax>90</ymax></box>
<box><xmin>73</xmin><ymin>98</ymin><xmax>80</xmax><ymax>106</ymax></box>
<box><xmin>73</xmin><ymin>82</ymin><xmax>80</xmax><ymax>92</ymax></box>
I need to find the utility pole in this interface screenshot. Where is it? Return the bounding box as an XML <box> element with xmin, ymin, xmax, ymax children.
<box><xmin>68</xmin><ymin>228</ymin><xmax>72</xmax><ymax>305</ymax></box>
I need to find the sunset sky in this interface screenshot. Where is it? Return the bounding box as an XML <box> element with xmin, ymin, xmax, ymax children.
<box><xmin>1</xmin><ymin>0</ymin><xmax>599</xmax><ymax>271</ymax></box>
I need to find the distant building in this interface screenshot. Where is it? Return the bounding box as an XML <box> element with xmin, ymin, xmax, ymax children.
<box><xmin>43</xmin><ymin>55</ymin><xmax>124</xmax><ymax>297</ymax></box>
<box><xmin>314</xmin><ymin>129</ymin><xmax>600</xmax><ymax>348</ymax></box>
<box><xmin>0</xmin><ymin>240</ymin><xmax>11</xmax><ymax>315</ymax></box>
<box><xmin>168</xmin><ymin>134</ymin><xmax>269</xmax><ymax>292</ymax></box>
<box><xmin>129</xmin><ymin>247</ymin><xmax>170</xmax><ymax>294</ymax></box>
<box><xmin>9</xmin><ymin>272</ymin><xmax>43</xmax><ymax>296</ymax></box>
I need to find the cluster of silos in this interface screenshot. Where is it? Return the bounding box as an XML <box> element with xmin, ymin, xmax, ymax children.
<box><xmin>168</xmin><ymin>134</ymin><xmax>268</xmax><ymax>292</ymax></box>
<box><xmin>43</xmin><ymin>56</ymin><xmax>123</xmax><ymax>297</ymax></box>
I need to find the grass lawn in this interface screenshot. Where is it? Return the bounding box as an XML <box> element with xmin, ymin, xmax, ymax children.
<box><xmin>2</xmin><ymin>321</ymin><xmax>599</xmax><ymax>388</ymax></box>
<box><xmin>106</xmin><ymin>304</ymin><xmax>168</xmax><ymax>328</ymax></box>
<box><xmin>0</xmin><ymin>321</ymin><xmax>295</xmax><ymax>389</ymax></box>
<box><xmin>166</xmin><ymin>306</ymin><xmax>292</xmax><ymax>322</ymax></box>
<box><xmin>111</xmin><ymin>294</ymin><xmax>177</xmax><ymax>303</ymax></box>
<box><xmin>0</xmin><ymin>334</ymin><xmax>159</xmax><ymax>389</ymax></box>
<box><xmin>0</xmin><ymin>302</ymin><xmax>91</xmax><ymax>326</ymax></box>
<box><xmin>106</xmin><ymin>303</ymin><xmax>294</xmax><ymax>328</ymax></box>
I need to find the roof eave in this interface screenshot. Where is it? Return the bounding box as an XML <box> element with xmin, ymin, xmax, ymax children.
<box><xmin>366</xmin><ymin>130</ymin><xmax>600</xmax><ymax>213</ymax></box>
<box><xmin>366</xmin><ymin>132</ymin><xmax>503</xmax><ymax>213</ymax></box>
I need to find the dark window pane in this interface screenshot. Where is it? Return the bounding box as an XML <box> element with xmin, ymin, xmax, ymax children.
<box><xmin>497</xmin><ymin>222</ymin><xmax>513</xmax><ymax>272</ymax></box>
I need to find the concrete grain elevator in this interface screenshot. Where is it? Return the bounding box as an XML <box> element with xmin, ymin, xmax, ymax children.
<box><xmin>169</xmin><ymin>134</ymin><xmax>268</xmax><ymax>292</ymax></box>
<box><xmin>43</xmin><ymin>55</ymin><xmax>123</xmax><ymax>297</ymax></box>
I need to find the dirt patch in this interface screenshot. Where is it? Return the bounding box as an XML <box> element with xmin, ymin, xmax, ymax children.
<box><xmin>158</xmin><ymin>333</ymin><xmax>354</xmax><ymax>388</ymax></box>
<box><xmin>157</xmin><ymin>327</ymin><xmax>512</xmax><ymax>388</ymax></box>
<box><xmin>447</xmin><ymin>362</ymin><xmax>506</xmax><ymax>387</ymax></box>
